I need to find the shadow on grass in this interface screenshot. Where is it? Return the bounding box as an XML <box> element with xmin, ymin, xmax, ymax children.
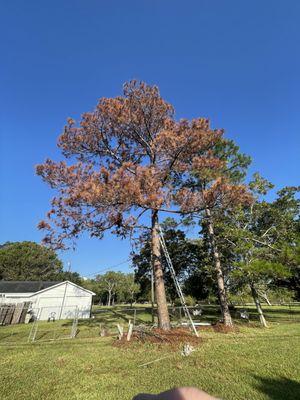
<box><xmin>254</xmin><ymin>376</ymin><xmax>300</xmax><ymax>400</ymax></box>
<box><xmin>62</xmin><ymin>307</ymin><xmax>154</xmax><ymax>328</ymax></box>
<box><xmin>111</xmin><ymin>309</ymin><xmax>151</xmax><ymax>325</ymax></box>
<box><xmin>263</xmin><ymin>309</ymin><xmax>300</xmax><ymax>315</ymax></box>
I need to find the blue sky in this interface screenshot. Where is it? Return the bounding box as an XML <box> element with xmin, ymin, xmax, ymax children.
<box><xmin>0</xmin><ymin>1</ymin><xmax>299</xmax><ymax>277</ymax></box>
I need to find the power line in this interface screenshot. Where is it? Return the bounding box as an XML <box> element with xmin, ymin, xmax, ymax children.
<box><xmin>84</xmin><ymin>258</ymin><xmax>132</xmax><ymax>278</ymax></box>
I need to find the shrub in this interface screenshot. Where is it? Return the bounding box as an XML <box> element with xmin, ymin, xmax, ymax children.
<box><xmin>267</xmin><ymin>288</ymin><xmax>296</xmax><ymax>304</ymax></box>
<box><xmin>184</xmin><ymin>295</ymin><xmax>197</xmax><ymax>306</ymax></box>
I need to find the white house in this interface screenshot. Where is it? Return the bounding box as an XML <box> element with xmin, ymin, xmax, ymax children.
<box><xmin>0</xmin><ymin>281</ymin><xmax>95</xmax><ymax>321</ymax></box>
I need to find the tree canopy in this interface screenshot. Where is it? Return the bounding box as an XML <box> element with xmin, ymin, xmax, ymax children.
<box><xmin>36</xmin><ymin>80</ymin><xmax>236</xmax><ymax>330</ymax></box>
<box><xmin>84</xmin><ymin>271</ymin><xmax>140</xmax><ymax>306</ymax></box>
<box><xmin>0</xmin><ymin>241</ymin><xmax>63</xmax><ymax>281</ymax></box>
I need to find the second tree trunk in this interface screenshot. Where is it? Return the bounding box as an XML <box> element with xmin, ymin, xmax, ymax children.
<box><xmin>205</xmin><ymin>207</ymin><xmax>233</xmax><ymax>327</ymax></box>
<box><xmin>251</xmin><ymin>284</ymin><xmax>268</xmax><ymax>327</ymax></box>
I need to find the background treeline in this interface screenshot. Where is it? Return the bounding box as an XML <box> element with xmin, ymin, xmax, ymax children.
<box><xmin>0</xmin><ymin>241</ymin><xmax>82</xmax><ymax>284</ymax></box>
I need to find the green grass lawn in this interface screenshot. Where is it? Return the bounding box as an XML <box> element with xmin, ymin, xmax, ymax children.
<box><xmin>0</xmin><ymin>306</ymin><xmax>300</xmax><ymax>400</ymax></box>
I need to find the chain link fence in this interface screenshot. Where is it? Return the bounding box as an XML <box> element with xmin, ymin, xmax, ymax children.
<box><xmin>0</xmin><ymin>303</ymin><xmax>299</xmax><ymax>345</ymax></box>
<box><xmin>0</xmin><ymin>305</ymin><xmax>80</xmax><ymax>344</ymax></box>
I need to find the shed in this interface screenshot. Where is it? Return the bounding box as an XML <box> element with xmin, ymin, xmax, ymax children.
<box><xmin>0</xmin><ymin>281</ymin><xmax>95</xmax><ymax>321</ymax></box>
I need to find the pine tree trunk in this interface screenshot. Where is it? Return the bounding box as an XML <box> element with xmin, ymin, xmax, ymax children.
<box><xmin>251</xmin><ymin>284</ymin><xmax>268</xmax><ymax>327</ymax></box>
<box><xmin>151</xmin><ymin>210</ymin><xmax>171</xmax><ymax>330</ymax></box>
<box><xmin>205</xmin><ymin>207</ymin><xmax>233</xmax><ymax>327</ymax></box>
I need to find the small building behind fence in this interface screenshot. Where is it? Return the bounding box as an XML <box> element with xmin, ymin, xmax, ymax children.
<box><xmin>0</xmin><ymin>281</ymin><xmax>95</xmax><ymax>323</ymax></box>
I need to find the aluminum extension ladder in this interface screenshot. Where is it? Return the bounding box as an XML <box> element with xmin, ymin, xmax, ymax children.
<box><xmin>158</xmin><ymin>225</ymin><xmax>199</xmax><ymax>337</ymax></box>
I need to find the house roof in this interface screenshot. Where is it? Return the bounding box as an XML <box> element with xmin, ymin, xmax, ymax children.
<box><xmin>0</xmin><ymin>281</ymin><xmax>61</xmax><ymax>293</ymax></box>
<box><xmin>0</xmin><ymin>280</ymin><xmax>96</xmax><ymax>296</ymax></box>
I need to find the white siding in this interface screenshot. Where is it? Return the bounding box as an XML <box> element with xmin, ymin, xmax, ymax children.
<box><xmin>0</xmin><ymin>282</ymin><xmax>94</xmax><ymax>321</ymax></box>
<box><xmin>0</xmin><ymin>293</ymin><xmax>35</xmax><ymax>305</ymax></box>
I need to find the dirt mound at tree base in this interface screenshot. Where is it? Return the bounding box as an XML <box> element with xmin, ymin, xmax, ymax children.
<box><xmin>197</xmin><ymin>322</ymin><xmax>239</xmax><ymax>333</ymax></box>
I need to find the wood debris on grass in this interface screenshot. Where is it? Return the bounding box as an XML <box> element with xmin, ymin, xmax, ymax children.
<box><xmin>113</xmin><ymin>321</ymin><xmax>241</xmax><ymax>348</ymax></box>
<box><xmin>114</xmin><ymin>327</ymin><xmax>202</xmax><ymax>348</ymax></box>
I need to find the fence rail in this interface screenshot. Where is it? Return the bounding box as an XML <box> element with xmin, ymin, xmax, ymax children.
<box><xmin>0</xmin><ymin>303</ymin><xmax>299</xmax><ymax>346</ymax></box>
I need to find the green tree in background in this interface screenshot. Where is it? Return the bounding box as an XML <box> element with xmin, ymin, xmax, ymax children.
<box><xmin>0</xmin><ymin>241</ymin><xmax>63</xmax><ymax>281</ymax></box>
<box><xmin>95</xmin><ymin>271</ymin><xmax>125</xmax><ymax>306</ymax></box>
<box><xmin>54</xmin><ymin>270</ymin><xmax>83</xmax><ymax>285</ymax></box>
<box><xmin>133</xmin><ymin>219</ymin><xmax>211</xmax><ymax>303</ymax></box>
<box><xmin>270</xmin><ymin>186</ymin><xmax>300</xmax><ymax>299</ymax></box>
<box><xmin>81</xmin><ymin>278</ymin><xmax>107</xmax><ymax>304</ymax></box>
<box><xmin>232</xmin><ymin>260</ymin><xmax>290</xmax><ymax>327</ymax></box>
<box><xmin>215</xmin><ymin>180</ymin><xmax>299</xmax><ymax>325</ymax></box>
<box><xmin>176</xmin><ymin>139</ymin><xmax>252</xmax><ymax>326</ymax></box>
<box><xmin>121</xmin><ymin>273</ymin><xmax>140</xmax><ymax>306</ymax></box>
<box><xmin>92</xmin><ymin>271</ymin><xmax>140</xmax><ymax>305</ymax></box>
